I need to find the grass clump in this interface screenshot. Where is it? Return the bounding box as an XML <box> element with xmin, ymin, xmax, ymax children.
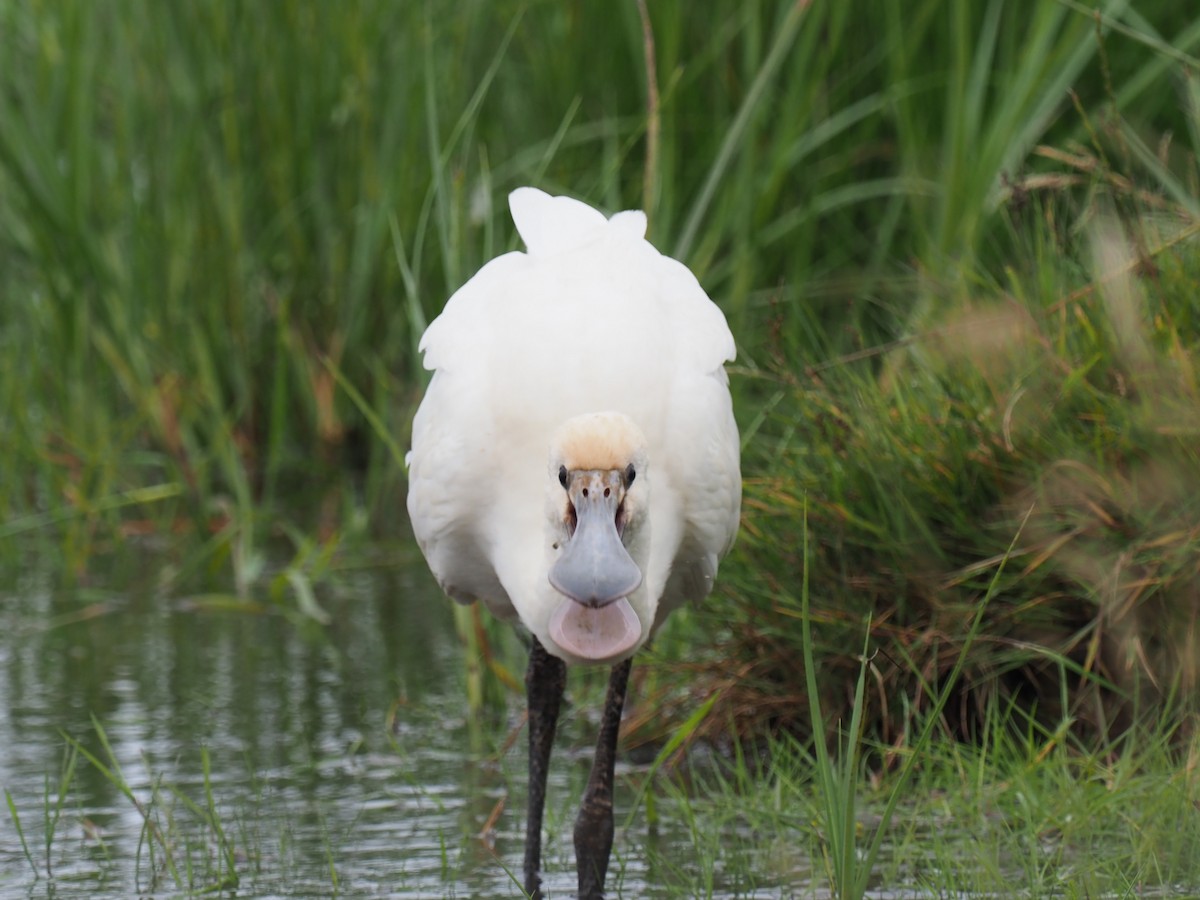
<box><xmin>701</xmin><ymin>175</ymin><xmax>1200</xmax><ymax>744</ymax></box>
<box><xmin>600</xmin><ymin>627</ymin><xmax>1200</xmax><ymax>898</ymax></box>
<box><xmin>656</xmin><ymin>701</ymin><xmax>1200</xmax><ymax>896</ymax></box>
<box><xmin>617</xmin><ymin>5</ymin><xmax>1200</xmax><ymax>750</ymax></box>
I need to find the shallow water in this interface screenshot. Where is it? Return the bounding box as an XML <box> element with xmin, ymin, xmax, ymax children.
<box><xmin>7</xmin><ymin>545</ymin><xmax>1188</xmax><ymax>899</ymax></box>
<box><xmin>0</xmin><ymin>544</ymin><xmax>794</xmax><ymax>899</ymax></box>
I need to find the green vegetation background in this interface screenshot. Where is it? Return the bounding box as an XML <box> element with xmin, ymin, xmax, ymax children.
<box><xmin>3</xmin><ymin>0</ymin><xmax>1200</xmax><ymax>746</ymax></box>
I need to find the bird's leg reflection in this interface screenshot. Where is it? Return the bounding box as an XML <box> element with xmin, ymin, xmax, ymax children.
<box><xmin>524</xmin><ymin>637</ymin><xmax>566</xmax><ymax>900</ymax></box>
<box><xmin>575</xmin><ymin>657</ymin><xmax>633</xmax><ymax>900</ymax></box>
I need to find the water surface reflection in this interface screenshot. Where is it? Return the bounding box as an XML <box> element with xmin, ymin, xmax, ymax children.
<box><xmin>0</xmin><ymin>548</ymin><xmax>782</xmax><ymax>898</ymax></box>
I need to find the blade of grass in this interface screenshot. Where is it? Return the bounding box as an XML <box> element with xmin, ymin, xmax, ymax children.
<box><xmin>673</xmin><ymin>0</ymin><xmax>812</xmax><ymax>261</ymax></box>
<box><xmin>5</xmin><ymin>788</ymin><xmax>38</xmax><ymax>879</ymax></box>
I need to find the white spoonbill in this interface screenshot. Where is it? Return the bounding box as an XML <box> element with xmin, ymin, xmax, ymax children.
<box><xmin>406</xmin><ymin>187</ymin><xmax>740</xmax><ymax>899</ymax></box>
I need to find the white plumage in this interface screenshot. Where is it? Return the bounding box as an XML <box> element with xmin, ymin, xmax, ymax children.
<box><xmin>406</xmin><ymin>186</ymin><xmax>740</xmax><ymax>897</ymax></box>
<box><xmin>407</xmin><ymin>187</ymin><xmax>740</xmax><ymax>664</ymax></box>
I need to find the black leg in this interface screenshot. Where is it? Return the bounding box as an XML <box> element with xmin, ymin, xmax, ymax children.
<box><xmin>524</xmin><ymin>638</ymin><xmax>567</xmax><ymax>900</ymax></box>
<box><xmin>574</xmin><ymin>657</ymin><xmax>633</xmax><ymax>900</ymax></box>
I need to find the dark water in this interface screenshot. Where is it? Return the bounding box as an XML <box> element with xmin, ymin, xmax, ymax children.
<box><xmin>0</xmin><ymin>543</ymin><xmax>791</xmax><ymax>899</ymax></box>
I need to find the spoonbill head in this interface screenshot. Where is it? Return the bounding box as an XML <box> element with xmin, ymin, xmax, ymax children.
<box><xmin>544</xmin><ymin>411</ymin><xmax>649</xmax><ymax>666</ymax></box>
<box><xmin>406</xmin><ymin>187</ymin><xmax>740</xmax><ymax>899</ymax></box>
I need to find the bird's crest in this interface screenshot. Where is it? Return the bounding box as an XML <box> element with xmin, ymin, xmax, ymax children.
<box><xmin>509</xmin><ymin>187</ymin><xmax>647</xmax><ymax>256</ymax></box>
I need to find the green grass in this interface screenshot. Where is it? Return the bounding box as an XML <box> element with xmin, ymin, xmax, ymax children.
<box><xmin>4</xmin><ymin>0</ymin><xmax>1196</xmax><ymax>535</ymax></box>
<box><xmin>634</xmin><ymin>702</ymin><xmax>1200</xmax><ymax>897</ymax></box>
<box><xmin>694</xmin><ymin>201</ymin><xmax>1200</xmax><ymax>744</ymax></box>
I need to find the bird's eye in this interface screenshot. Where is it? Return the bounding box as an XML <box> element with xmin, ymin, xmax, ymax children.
<box><xmin>558</xmin><ymin>465</ymin><xmax>569</xmax><ymax>489</ymax></box>
<box><xmin>625</xmin><ymin>464</ymin><xmax>636</xmax><ymax>487</ymax></box>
